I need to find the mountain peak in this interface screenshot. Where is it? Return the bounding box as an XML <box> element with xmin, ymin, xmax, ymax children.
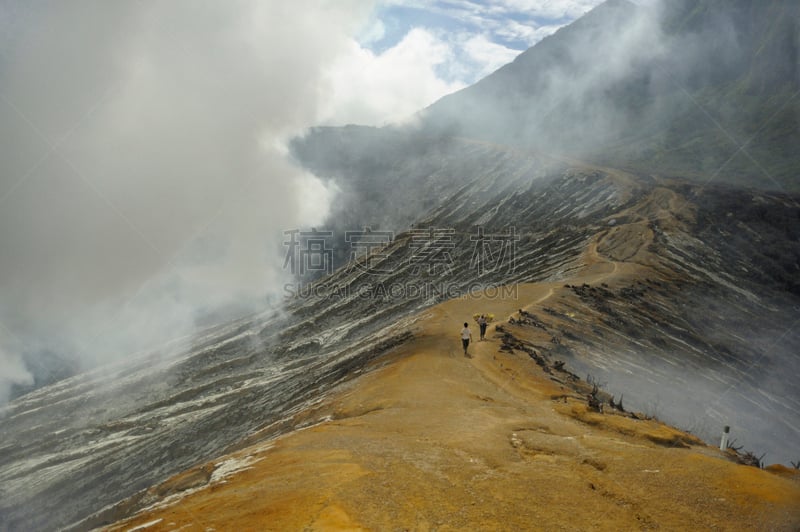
<box><xmin>420</xmin><ymin>0</ymin><xmax>799</xmax><ymax>190</ymax></box>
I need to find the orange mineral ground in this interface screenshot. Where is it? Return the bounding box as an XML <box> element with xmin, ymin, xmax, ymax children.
<box><xmin>104</xmin><ymin>274</ymin><xmax>800</xmax><ymax>531</ymax></box>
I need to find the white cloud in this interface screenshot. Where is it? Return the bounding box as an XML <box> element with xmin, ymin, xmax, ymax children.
<box><xmin>462</xmin><ymin>34</ymin><xmax>521</xmax><ymax>78</ymax></box>
<box><xmin>346</xmin><ymin>0</ymin><xmax>608</xmax><ymax>104</ymax></box>
<box><xmin>321</xmin><ymin>28</ymin><xmax>466</xmax><ymax>126</ymax></box>
<box><xmin>484</xmin><ymin>0</ymin><xmax>604</xmax><ymax>20</ymax></box>
<box><xmin>358</xmin><ymin>18</ymin><xmax>387</xmax><ymax>45</ymax></box>
<box><xmin>493</xmin><ymin>19</ymin><xmax>562</xmax><ymax>44</ymax></box>
<box><xmin>378</xmin><ymin>0</ymin><xmax>605</xmax><ymax>50</ymax></box>
<box><xmin>0</xmin><ymin>0</ymin><xmax>374</xmax><ymax>385</ymax></box>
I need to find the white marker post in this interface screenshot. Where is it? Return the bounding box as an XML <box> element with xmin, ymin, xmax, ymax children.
<box><xmin>720</xmin><ymin>425</ymin><xmax>730</xmax><ymax>451</ymax></box>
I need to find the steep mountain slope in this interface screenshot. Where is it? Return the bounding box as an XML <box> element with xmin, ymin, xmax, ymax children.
<box><xmin>420</xmin><ymin>0</ymin><xmax>799</xmax><ymax>189</ymax></box>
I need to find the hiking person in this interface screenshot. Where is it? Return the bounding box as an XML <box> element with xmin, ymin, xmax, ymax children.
<box><xmin>478</xmin><ymin>314</ymin><xmax>487</xmax><ymax>341</ymax></box>
<box><xmin>461</xmin><ymin>322</ymin><xmax>473</xmax><ymax>356</ymax></box>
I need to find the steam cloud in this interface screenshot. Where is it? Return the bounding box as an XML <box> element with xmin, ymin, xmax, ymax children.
<box><xmin>420</xmin><ymin>0</ymin><xmax>747</xmax><ymax>169</ymax></box>
<box><xmin>0</xmin><ymin>1</ymin><xmax>372</xmax><ymax>403</ymax></box>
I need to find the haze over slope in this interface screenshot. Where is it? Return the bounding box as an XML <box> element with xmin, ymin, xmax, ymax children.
<box><xmin>418</xmin><ymin>0</ymin><xmax>800</xmax><ymax>189</ymax></box>
<box><xmin>0</xmin><ymin>1</ymin><xmax>368</xmax><ymax>404</ymax></box>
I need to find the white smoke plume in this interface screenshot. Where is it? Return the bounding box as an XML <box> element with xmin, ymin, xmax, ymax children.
<box><xmin>0</xmin><ymin>0</ymin><xmax>372</xmax><ymax>399</ymax></box>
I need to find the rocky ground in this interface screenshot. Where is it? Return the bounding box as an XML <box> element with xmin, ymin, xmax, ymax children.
<box><xmin>103</xmin><ymin>261</ymin><xmax>800</xmax><ymax>531</ymax></box>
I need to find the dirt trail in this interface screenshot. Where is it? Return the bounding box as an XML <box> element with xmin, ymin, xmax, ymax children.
<box><xmin>583</xmin><ymin>185</ymin><xmax>688</xmax><ymax>277</ymax></box>
<box><xmin>105</xmin><ymin>277</ymin><xmax>800</xmax><ymax>531</ymax></box>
